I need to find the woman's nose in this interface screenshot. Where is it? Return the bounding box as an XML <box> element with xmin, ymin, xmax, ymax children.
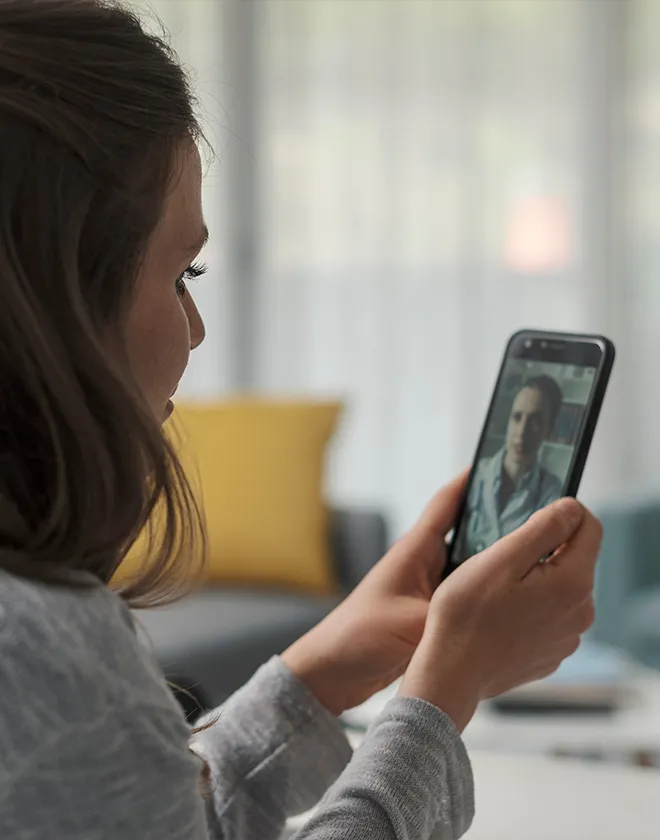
<box><xmin>184</xmin><ymin>293</ymin><xmax>206</xmax><ymax>350</ymax></box>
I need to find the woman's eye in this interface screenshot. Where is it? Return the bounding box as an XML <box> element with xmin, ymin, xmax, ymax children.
<box><xmin>176</xmin><ymin>261</ymin><xmax>208</xmax><ymax>297</ymax></box>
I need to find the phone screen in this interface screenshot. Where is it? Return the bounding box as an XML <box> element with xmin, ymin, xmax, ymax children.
<box><xmin>448</xmin><ymin>333</ymin><xmax>611</xmax><ymax>569</ymax></box>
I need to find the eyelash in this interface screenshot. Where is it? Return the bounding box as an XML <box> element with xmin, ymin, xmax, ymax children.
<box><xmin>175</xmin><ymin>261</ymin><xmax>208</xmax><ymax>297</ymax></box>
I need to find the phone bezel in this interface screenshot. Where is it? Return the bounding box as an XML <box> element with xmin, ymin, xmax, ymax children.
<box><xmin>444</xmin><ymin>328</ymin><xmax>616</xmax><ymax>575</ymax></box>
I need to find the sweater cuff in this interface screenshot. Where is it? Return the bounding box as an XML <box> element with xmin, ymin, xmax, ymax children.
<box><xmin>192</xmin><ymin>656</ymin><xmax>353</xmax><ymax>814</ymax></box>
<box><xmin>365</xmin><ymin>695</ymin><xmax>475</xmax><ymax>838</ymax></box>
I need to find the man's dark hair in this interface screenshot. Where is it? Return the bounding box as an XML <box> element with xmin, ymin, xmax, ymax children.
<box><xmin>517</xmin><ymin>374</ymin><xmax>564</xmax><ymax>433</ymax></box>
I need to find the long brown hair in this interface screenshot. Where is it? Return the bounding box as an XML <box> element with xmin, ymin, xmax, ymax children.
<box><xmin>0</xmin><ymin>0</ymin><xmax>208</xmax><ymax>607</ymax></box>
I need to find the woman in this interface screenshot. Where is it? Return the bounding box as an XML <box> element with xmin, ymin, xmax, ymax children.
<box><xmin>0</xmin><ymin>3</ymin><xmax>601</xmax><ymax>839</ymax></box>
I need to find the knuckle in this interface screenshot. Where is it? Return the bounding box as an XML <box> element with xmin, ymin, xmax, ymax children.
<box><xmin>592</xmin><ymin>516</ymin><xmax>604</xmax><ymax>543</ymax></box>
<box><xmin>576</xmin><ymin>573</ymin><xmax>594</xmax><ymax>600</ymax></box>
<box><xmin>563</xmin><ymin>570</ymin><xmax>593</xmax><ymax>604</ymax></box>
<box><xmin>540</xmin><ymin>660</ymin><xmax>561</xmax><ymax>681</ymax></box>
<box><xmin>577</xmin><ymin>599</ymin><xmax>596</xmax><ymax>633</ymax></box>
<box><xmin>554</xmin><ymin>574</ymin><xmax>582</xmax><ymax>606</ymax></box>
<box><xmin>581</xmin><ymin>512</ymin><xmax>603</xmax><ymax>551</ymax></box>
<box><xmin>564</xmin><ymin>636</ymin><xmax>581</xmax><ymax>658</ymax></box>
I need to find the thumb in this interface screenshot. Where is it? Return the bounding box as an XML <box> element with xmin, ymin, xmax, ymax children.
<box><xmin>482</xmin><ymin>497</ymin><xmax>585</xmax><ymax>579</ymax></box>
<box><xmin>411</xmin><ymin>470</ymin><xmax>469</xmax><ymax>548</ymax></box>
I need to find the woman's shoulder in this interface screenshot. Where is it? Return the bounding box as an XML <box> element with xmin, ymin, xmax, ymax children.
<box><xmin>0</xmin><ymin>568</ymin><xmax>137</xmax><ymax>676</ymax></box>
<box><xmin>0</xmin><ymin>566</ymin><xmax>134</xmax><ymax>637</ymax></box>
<box><xmin>0</xmin><ymin>570</ymin><xmax>183</xmax><ymax>773</ymax></box>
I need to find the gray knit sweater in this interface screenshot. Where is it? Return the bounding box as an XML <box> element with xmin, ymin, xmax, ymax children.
<box><xmin>0</xmin><ymin>569</ymin><xmax>475</xmax><ymax>839</ymax></box>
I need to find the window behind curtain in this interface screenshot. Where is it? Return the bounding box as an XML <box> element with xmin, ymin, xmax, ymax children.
<box><xmin>629</xmin><ymin>0</ymin><xmax>660</xmax><ymax>488</ymax></box>
<box><xmin>137</xmin><ymin>0</ymin><xmax>234</xmax><ymax>397</ymax></box>
<box><xmin>143</xmin><ymin>0</ymin><xmax>659</xmax><ymax>535</ymax></box>
<box><xmin>253</xmin><ymin>0</ymin><xmax>621</xmax><ymax>532</ymax></box>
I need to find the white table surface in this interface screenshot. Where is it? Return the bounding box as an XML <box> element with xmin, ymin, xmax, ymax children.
<box><xmin>465</xmin><ymin>751</ymin><xmax>660</xmax><ymax>839</ymax></box>
<box><xmin>286</xmin><ymin>750</ymin><xmax>660</xmax><ymax>839</ymax></box>
<box><xmin>464</xmin><ymin>671</ymin><xmax>660</xmax><ymax>756</ymax></box>
<box><xmin>342</xmin><ymin>669</ymin><xmax>660</xmax><ymax>758</ymax></box>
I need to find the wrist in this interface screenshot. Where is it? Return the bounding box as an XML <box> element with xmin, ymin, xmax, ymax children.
<box><xmin>398</xmin><ymin>676</ymin><xmax>478</xmax><ymax>733</ymax></box>
<box><xmin>281</xmin><ymin>635</ymin><xmax>348</xmax><ymax>718</ymax></box>
<box><xmin>399</xmin><ymin>644</ymin><xmax>480</xmax><ymax>732</ymax></box>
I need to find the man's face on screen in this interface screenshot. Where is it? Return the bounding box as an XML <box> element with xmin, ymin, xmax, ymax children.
<box><xmin>505</xmin><ymin>386</ymin><xmax>552</xmax><ymax>468</ymax></box>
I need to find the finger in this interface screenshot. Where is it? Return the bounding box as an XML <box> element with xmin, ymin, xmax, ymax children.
<box><xmin>482</xmin><ymin>497</ymin><xmax>585</xmax><ymax>579</ymax></box>
<box><xmin>414</xmin><ymin>470</ymin><xmax>469</xmax><ymax>544</ymax></box>
<box><xmin>377</xmin><ymin>471</ymin><xmax>469</xmax><ymax>584</ymax></box>
<box><xmin>573</xmin><ymin>597</ymin><xmax>596</xmax><ymax>634</ymax></box>
<box><xmin>550</xmin><ymin>510</ymin><xmax>603</xmax><ymax>579</ymax></box>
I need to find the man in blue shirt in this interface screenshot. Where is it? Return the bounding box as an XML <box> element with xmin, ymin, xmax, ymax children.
<box><xmin>455</xmin><ymin>374</ymin><xmax>564</xmax><ymax>563</ymax></box>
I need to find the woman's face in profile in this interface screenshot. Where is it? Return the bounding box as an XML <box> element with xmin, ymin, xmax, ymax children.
<box><xmin>124</xmin><ymin>142</ymin><xmax>207</xmax><ymax>422</ymax></box>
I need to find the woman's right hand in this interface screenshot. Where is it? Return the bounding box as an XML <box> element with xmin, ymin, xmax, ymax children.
<box><xmin>399</xmin><ymin>498</ymin><xmax>602</xmax><ymax>731</ymax></box>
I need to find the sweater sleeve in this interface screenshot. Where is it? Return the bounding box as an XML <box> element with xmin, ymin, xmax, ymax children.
<box><xmin>190</xmin><ymin>656</ymin><xmax>354</xmax><ymax>839</ymax></box>
<box><xmin>0</xmin><ymin>699</ymin><xmax>210</xmax><ymax>840</ymax></box>
<box><xmin>1</xmin><ymin>655</ymin><xmax>473</xmax><ymax>840</ymax></box>
<box><xmin>192</xmin><ymin>657</ymin><xmax>475</xmax><ymax>840</ymax></box>
<box><xmin>290</xmin><ymin>697</ymin><xmax>474</xmax><ymax>840</ymax></box>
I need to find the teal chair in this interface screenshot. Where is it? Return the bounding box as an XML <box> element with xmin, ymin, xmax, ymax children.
<box><xmin>593</xmin><ymin>494</ymin><xmax>660</xmax><ymax>669</ymax></box>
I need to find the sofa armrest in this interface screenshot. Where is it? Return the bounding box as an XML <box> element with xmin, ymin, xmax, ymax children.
<box><xmin>592</xmin><ymin>493</ymin><xmax>660</xmax><ymax>649</ymax></box>
<box><xmin>329</xmin><ymin>508</ymin><xmax>389</xmax><ymax>592</ymax></box>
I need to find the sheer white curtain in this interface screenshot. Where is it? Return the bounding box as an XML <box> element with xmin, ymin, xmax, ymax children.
<box><xmin>629</xmin><ymin>0</ymin><xmax>660</xmax><ymax>493</ymax></box>
<box><xmin>136</xmin><ymin>0</ymin><xmax>235</xmax><ymax>397</ymax></box>
<box><xmin>143</xmin><ymin>0</ymin><xmax>659</xmax><ymax>536</ymax></box>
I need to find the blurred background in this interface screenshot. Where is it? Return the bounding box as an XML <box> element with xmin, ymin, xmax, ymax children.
<box><xmin>137</xmin><ymin>0</ymin><xmax>660</xmax><ymax>536</ymax></box>
<box><xmin>131</xmin><ymin>0</ymin><xmax>660</xmax><ymax>777</ymax></box>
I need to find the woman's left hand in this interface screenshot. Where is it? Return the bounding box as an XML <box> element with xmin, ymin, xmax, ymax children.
<box><xmin>281</xmin><ymin>473</ymin><xmax>467</xmax><ymax>716</ymax></box>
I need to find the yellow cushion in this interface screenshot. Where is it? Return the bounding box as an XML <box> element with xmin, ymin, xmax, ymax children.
<box><xmin>116</xmin><ymin>399</ymin><xmax>342</xmax><ymax>594</ymax></box>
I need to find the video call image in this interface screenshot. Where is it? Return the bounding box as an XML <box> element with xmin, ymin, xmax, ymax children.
<box><xmin>450</xmin><ymin>358</ymin><xmax>596</xmax><ymax>566</ymax></box>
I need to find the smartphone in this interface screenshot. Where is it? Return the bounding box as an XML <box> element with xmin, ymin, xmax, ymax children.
<box><xmin>444</xmin><ymin>329</ymin><xmax>615</xmax><ymax>576</ymax></box>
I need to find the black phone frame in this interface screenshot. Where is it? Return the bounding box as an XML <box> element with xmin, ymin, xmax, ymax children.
<box><xmin>443</xmin><ymin>328</ymin><xmax>616</xmax><ymax>578</ymax></box>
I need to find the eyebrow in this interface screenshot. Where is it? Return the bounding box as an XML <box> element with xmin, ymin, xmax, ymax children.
<box><xmin>185</xmin><ymin>224</ymin><xmax>209</xmax><ymax>254</ymax></box>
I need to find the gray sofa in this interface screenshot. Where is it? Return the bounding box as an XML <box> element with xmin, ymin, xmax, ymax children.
<box><xmin>134</xmin><ymin>507</ymin><xmax>389</xmax><ymax>720</ymax></box>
